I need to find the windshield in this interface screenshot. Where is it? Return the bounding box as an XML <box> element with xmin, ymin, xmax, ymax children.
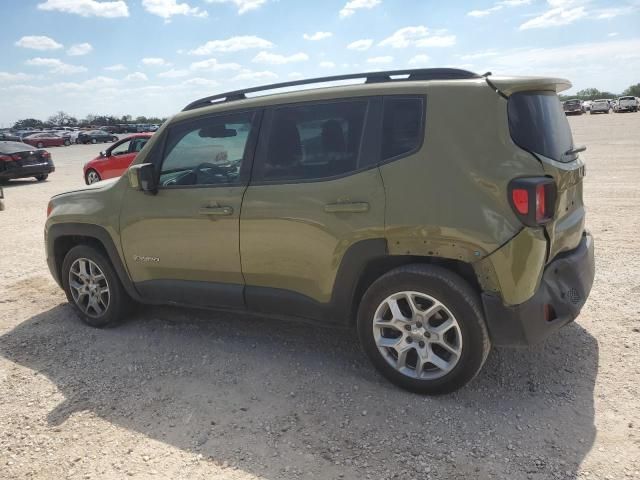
<box><xmin>508</xmin><ymin>91</ymin><xmax>575</xmax><ymax>163</ymax></box>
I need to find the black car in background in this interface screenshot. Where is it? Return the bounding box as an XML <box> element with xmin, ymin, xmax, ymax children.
<box><xmin>563</xmin><ymin>99</ymin><xmax>584</xmax><ymax>115</ymax></box>
<box><xmin>77</xmin><ymin>130</ymin><xmax>118</xmax><ymax>144</ymax></box>
<box><xmin>0</xmin><ymin>141</ymin><xmax>55</xmax><ymax>181</ymax></box>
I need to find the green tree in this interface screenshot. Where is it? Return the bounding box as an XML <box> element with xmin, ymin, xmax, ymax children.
<box><xmin>575</xmin><ymin>88</ymin><xmax>602</xmax><ymax>100</ymax></box>
<box><xmin>622</xmin><ymin>83</ymin><xmax>640</xmax><ymax>97</ymax></box>
<box><xmin>12</xmin><ymin>118</ymin><xmax>44</xmax><ymax>129</ymax></box>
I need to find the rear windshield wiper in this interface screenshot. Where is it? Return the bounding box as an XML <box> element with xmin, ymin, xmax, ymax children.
<box><xmin>564</xmin><ymin>145</ymin><xmax>587</xmax><ymax>156</ymax></box>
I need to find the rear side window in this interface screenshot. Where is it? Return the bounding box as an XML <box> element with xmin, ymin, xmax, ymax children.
<box><xmin>508</xmin><ymin>91</ymin><xmax>574</xmax><ymax>163</ymax></box>
<box><xmin>258</xmin><ymin>100</ymin><xmax>367</xmax><ymax>182</ymax></box>
<box><xmin>381</xmin><ymin>97</ymin><xmax>424</xmax><ymax>161</ymax></box>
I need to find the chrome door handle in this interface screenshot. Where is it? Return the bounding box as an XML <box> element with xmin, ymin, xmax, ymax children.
<box><xmin>324</xmin><ymin>202</ymin><xmax>369</xmax><ymax>213</ymax></box>
<box><xmin>199</xmin><ymin>206</ymin><xmax>233</xmax><ymax>216</ymax></box>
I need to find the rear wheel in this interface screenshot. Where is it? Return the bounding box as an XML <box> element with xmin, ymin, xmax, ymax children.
<box><xmin>61</xmin><ymin>245</ymin><xmax>131</xmax><ymax>328</ymax></box>
<box><xmin>36</xmin><ymin>142</ymin><xmax>44</xmax><ymax>148</ymax></box>
<box><xmin>357</xmin><ymin>265</ymin><xmax>490</xmax><ymax>394</ymax></box>
<box><xmin>64</xmin><ymin>139</ymin><xmax>71</xmax><ymax>146</ymax></box>
<box><xmin>91</xmin><ymin>138</ymin><xmax>97</xmax><ymax>144</ymax></box>
<box><xmin>111</xmin><ymin>136</ymin><xmax>118</xmax><ymax>142</ymax></box>
<box><xmin>35</xmin><ymin>174</ymin><xmax>48</xmax><ymax>181</ymax></box>
<box><xmin>85</xmin><ymin>169</ymin><xmax>101</xmax><ymax>184</ymax></box>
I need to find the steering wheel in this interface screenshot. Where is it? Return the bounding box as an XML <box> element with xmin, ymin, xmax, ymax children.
<box><xmin>193</xmin><ymin>162</ymin><xmax>229</xmax><ymax>184</ymax></box>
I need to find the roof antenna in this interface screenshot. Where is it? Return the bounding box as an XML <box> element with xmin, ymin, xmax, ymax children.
<box><xmin>482</xmin><ymin>71</ymin><xmax>492</xmax><ymax>77</ymax></box>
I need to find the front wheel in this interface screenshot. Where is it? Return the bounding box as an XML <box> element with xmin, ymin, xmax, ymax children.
<box><xmin>64</xmin><ymin>139</ymin><xmax>71</xmax><ymax>146</ymax></box>
<box><xmin>91</xmin><ymin>138</ymin><xmax>97</xmax><ymax>144</ymax></box>
<box><xmin>61</xmin><ymin>245</ymin><xmax>131</xmax><ymax>328</ymax></box>
<box><xmin>357</xmin><ymin>265</ymin><xmax>490</xmax><ymax>395</ymax></box>
<box><xmin>37</xmin><ymin>142</ymin><xmax>44</xmax><ymax>148</ymax></box>
<box><xmin>85</xmin><ymin>169</ymin><xmax>101</xmax><ymax>184</ymax></box>
<box><xmin>111</xmin><ymin>136</ymin><xmax>118</xmax><ymax>142</ymax></box>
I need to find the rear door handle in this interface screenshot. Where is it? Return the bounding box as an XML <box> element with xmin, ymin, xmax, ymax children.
<box><xmin>199</xmin><ymin>206</ymin><xmax>233</xmax><ymax>216</ymax></box>
<box><xmin>324</xmin><ymin>202</ymin><xmax>369</xmax><ymax>213</ymax></box>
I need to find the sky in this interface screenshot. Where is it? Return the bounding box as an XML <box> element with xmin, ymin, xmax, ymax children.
<box><xmin>0</xmin><ymin>0</ymin><xmax>639</xmax><ymax>127</ymax></box>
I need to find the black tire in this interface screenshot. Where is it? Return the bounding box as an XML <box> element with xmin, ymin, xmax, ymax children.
<box><xmin>91</xmin><ymin>138</ymin><xmax>97</xmax><ymax>144</ymax></box>
<box><xmin>111</xmin><ymin>136</ymin><xmax>118</xmax><ymax>142</ymax></box>
<box><xmin>85</xmin><ymin>168</ymin><xmax>101</xmax><ymax>185</ymax></box>
<box><xmin>37</xmin><ymin>142</ymin><xmax>44</xmax><ymax>148</ymax></box>
<box><xmin>35</xmin><ymin>174</ymin><xmax>48</xmax><ymax>181</ymax></box>
<box><xmin>64</xmin><ymin>139</ymin><xmax>70</xmax><ymax>146</ymax></box>
<box><xmin>357</xmin><ymin>264</ymin><xmax>490</xmax><ymax>395</ymax></box>
<box><xmin>61</xmin><ymin>245</ymin><xmax>132</xmax><ymax>328</ymax></box>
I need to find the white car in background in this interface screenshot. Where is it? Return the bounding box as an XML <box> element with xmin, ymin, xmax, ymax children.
<box><xmin>590</xmin><ymin>99</ymin><xmax>611</xmax><ymax>114</ymax></box>
<box><xmin>617</xmin><ymin>96</ymin><xmax>639</xmax><ymax>112</ymax></box>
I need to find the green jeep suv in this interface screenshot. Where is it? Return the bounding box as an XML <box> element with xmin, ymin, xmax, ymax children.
<box><xmin>45</xmin><ymin>69</ymin><xmax>595</xmax><ymax>394</ymax></box>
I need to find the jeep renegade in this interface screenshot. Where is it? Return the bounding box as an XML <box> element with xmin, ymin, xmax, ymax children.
<box><xmin>45</xmin><ymin>69</ymin><xmax>595</xmax><ymax>394</ymax></box>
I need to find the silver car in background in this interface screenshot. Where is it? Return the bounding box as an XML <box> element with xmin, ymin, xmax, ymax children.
<box><xmin>590</xmin><ymin>99</ymin><xmax>611</xmax><ymax>114</ymax></box>
<box><xmin>617</xmin><ymin>96</ymin><xmax>639</xmax><ymax>113</ymax></box>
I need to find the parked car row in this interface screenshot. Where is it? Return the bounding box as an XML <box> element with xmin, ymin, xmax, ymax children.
<box><xmin>563</xmin><ymin>97</ymin><xmax>640</xmax><ymax>115</ymax></box>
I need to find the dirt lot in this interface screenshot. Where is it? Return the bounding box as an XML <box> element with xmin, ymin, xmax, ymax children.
<box><xmin>1</xmin><ymin>112</ymin><xmax>639</xmax><ymax>480</ymax></box>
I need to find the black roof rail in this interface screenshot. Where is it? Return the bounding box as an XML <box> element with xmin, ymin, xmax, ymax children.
<box><xmin>182</xmin><ymin>68</ymin><xmax>480</xmax><ymax>111</ymax></box>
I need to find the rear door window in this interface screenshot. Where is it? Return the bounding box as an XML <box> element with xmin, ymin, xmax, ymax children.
<box><xmin>508</xmin><ymin>91</ymin><xmax>575</xmax><ymax>162</ymax></box>
<box><xmin>255</xmin><ymin>99</ymin><xmax>368</xmax><ymax>182</ymax></box>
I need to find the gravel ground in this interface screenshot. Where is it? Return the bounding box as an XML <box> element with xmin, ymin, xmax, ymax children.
<box><xmin>0</xmin><ymin>113</ymin><xmax>639</xmax><ymax>480</ymax></box>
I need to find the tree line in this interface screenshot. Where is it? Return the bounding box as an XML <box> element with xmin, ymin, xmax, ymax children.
<box><xmin>12</xmin><ymin>112</ymin><xmax>167</xmax><ymax>130</ymax></box>
<box><xmin>559</xmin><ymin>83</ymin><xmax>640</xmax><ymax>101</ymax></box>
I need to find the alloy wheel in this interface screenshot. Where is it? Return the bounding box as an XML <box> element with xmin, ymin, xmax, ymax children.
<box><xmin>373</xmin><ymin>291</ymin><xmax>463</xmax><ymax>380</ymax></box>
<box><xmin>86</xmin><ymin>170</ymin><xmax>100</xmax><ymax>184</ymax></box>
<box><xmin>68</xmin><ymin>258</ymin><xmax>110</xmax><ymax>318</ymax></box>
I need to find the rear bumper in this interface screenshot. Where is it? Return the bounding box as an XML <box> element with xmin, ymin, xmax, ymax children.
<box><xmin>482</xmin><ymin>232</ymin><xmax>595</xmax><ymax>346</ymax></box>
<box><xmin>0</xmin><ymin>163</ymin><xmax>55</xmax><ymax>179</ymax></box>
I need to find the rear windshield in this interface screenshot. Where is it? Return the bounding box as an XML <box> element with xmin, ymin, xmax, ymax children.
<box><xmin>508</xmin><ymin>91</ymin><xmax>574</xmax><ymax>163</ymax></box>
<box><xmin>620</xmin><ymin>96</ymin><xmax>635</xmax><ymax>100</ymax></box>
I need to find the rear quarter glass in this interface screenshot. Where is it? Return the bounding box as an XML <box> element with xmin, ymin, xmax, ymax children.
<box><xmin>509</xmin><ymin>91</ymin><xmax>575</xmax><ymax>162</ymax></box>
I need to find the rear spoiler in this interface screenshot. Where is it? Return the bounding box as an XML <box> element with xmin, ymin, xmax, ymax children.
<box><xmin>484</xmin><ymin>75</ymin><xmax>572</xmax><ymax>97</ymax></box>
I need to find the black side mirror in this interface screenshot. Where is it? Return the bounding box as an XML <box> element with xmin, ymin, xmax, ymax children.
<box><xmin>128</xmin><ymin>163</ymin><xmax>157</xmax><ymax>194</ymax></box>
<box><xmin>99</xmin><ymin>150</ymin><xmax>107</xmax><ymax>158</ymax></box>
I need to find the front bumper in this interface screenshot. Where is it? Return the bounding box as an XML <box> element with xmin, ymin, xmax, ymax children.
<box><xmin>482</xmin><ymin>232</ymin><xmax>595</xmax><ymax>346</ymax></box>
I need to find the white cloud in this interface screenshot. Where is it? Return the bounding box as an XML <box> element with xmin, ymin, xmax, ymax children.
<box><xmin>37</xmin><ymin>0</ymin><xmax>129</xmax><ymax>17</ymax></box>
<box><xmin>142</xmin><ymin>0</ymin><xmax>207</xmax><ymax>20</ymax></box>
<box><xmin>408</xmin><ymin>54</ymin><xmax>430</xmax><ymax>66</ymax></box>
<box><xmin>67</xmin><ymin>43</ymin><xmax>93</xmax><ymax>56</ymax></box>
<box><xmin>125</xmin><ymin>72</ymin><xmax>148</xmax><ymax>81</ymax></box>
<box><xmin>607</xmin><ymin>32</ymin><xmax>619</xmax><ymax>37</ymax></box>
<box><xmin>366</xmin><ymin>56</ymin><xmax>393</xmax><ymax>65</ymax></box>
<box><xmin>15</xmin><ymin>36</ymin><xmax>63</xmax><ymax>50</ymax></box>
<box><xmin>104</xmin><ymin>64</ymin><xmax>126</xmax><ymax>71</ymax></box>
<box><xmin>468</xmin><ymin>0</ymin><xmax>531</xmax><ymax>17</ymax></box>
<box><xmin>339</xmin><ymin>0</ymin><xmax>381</xmax><ymax>18</ymax></box>
<box><xmin>379</xmin><ymin>26</ymin><xmax>456</xmax><ymax>48</ymax></box>
<box><xmin>0</xmin><ymin>72</ymin><xmax>34</xmax><ymax>83</ymax></box>
<box><xmin>459</xmin><ymin>50</ymin><xmax>499</xmax><ymax>60</ymax></box>
<box><xmin>592</xmin><ymin>6</ymin><xmax>636</xmax><ymax>19</ymax></box>
<box><xmin>182</xmin><ymin>77</ymin><xmax>219</xmax><ymax>87</ymax></box>
<box><xmin>232</xmin><ymin>70</ymin><xmax>278</xmax><ymax>82</ymax></box>
<box><xmin>158</xmin><ymin>68</ymin><xmax>190</xmax><ymax>78</ymax></box>
<box><xmin>25</xmin><ymin>57</ymin><xmax>87</xmax><ymax>74</ymax></box>
<box><xmin>319</xmin><ymin>61</ymin><xmax>336</xmax><ymax>68</ymax></box>
<box><xmin>519</xmin><ymin>0</ymin><xmax>587</xmax><ymax>30</ymax></box>
<box><xmin>188</xmin><ymin>36</ymin><xmax>273</xmax><ymax>55</ymax></box>
<box><xmin>190</xmin><ymin>58</ymin><xmax>242</xmax><ymax>71</ymax></box>
<box><xmin>303</xmin><ymin>31</ymin><xmax>333</xmax><ymax>41</ymax></box>
<box><xmin>252</xmin><ymin>51</ymin><xmax>309</xmax><ymax>65</ymax></box>
<box><xmin>347</xmin><ymin>39</ymin><xmax>373</xmax><ymax>51</ymax></box>
<box><xmin>206</xmin><ymin>0</ymin><xmax>267</xmax><ymax>14</ymax></box>
<box><xmin>288</xmin><ymin>72</ymin><xmax>303</xmax><ymax>78</ymax></box>
<box><xmin>142</xmin><ymin>57</ymin><xmax>171</xmax><ymax>66</ymax></box>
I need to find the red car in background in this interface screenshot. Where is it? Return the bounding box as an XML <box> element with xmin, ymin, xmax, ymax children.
<box><xmin>23</xmin><ymin>132</ymin><xmax>69</xmax><ymax>148</ymax></box>
<box><xmin>83</xmin><ymin>133</ymin><xmax>152</xmax><ymax>184</ymax></box>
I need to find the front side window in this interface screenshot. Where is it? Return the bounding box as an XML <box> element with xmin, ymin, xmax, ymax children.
<box><xmin>111</xmin><ymin>140</ymin><xmax>131</xmax><ymax>156</ymax></box>
<box><xmin>258</xmin><ymin>100</ymin><xmax>367</xmax><ymax>182</ymax></box>
<box><xmin>159</xmin><ymin>111</ymin><xmax>255</xmax><ymax>187</ymax></box>
<box><xmin>381</xmin><ymin>97</ymin><xmax>425</xmax><ymax>161</ymax></box>
<box><xmin>130</xmin><ymin>138</ymin><xmax>148</xmax><ymax>152</ymax></box>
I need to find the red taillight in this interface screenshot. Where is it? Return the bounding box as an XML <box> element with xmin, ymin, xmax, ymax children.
<box><xmin>47</xmin><ymin>201</ymin><xmax>53</xmax><ymax>217</ymax></box>
<box><xmin>0</xmin><ymin>154</ymin><xmax>12</xmax><ymax>162</ymax></box>
<box><xmin>40</xmin><ymin>151</ymin><xmax>51</xmax><ymax>160</ymax></box>
<box><xmin>508</xmin><ymin>177</ymin><xmax>556</xmax><ymax>226</ymax></box>
<box><xmin>511</xmin><ymin>189</ymin><xmax>529</xmax><ymax>215</ymax></box>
